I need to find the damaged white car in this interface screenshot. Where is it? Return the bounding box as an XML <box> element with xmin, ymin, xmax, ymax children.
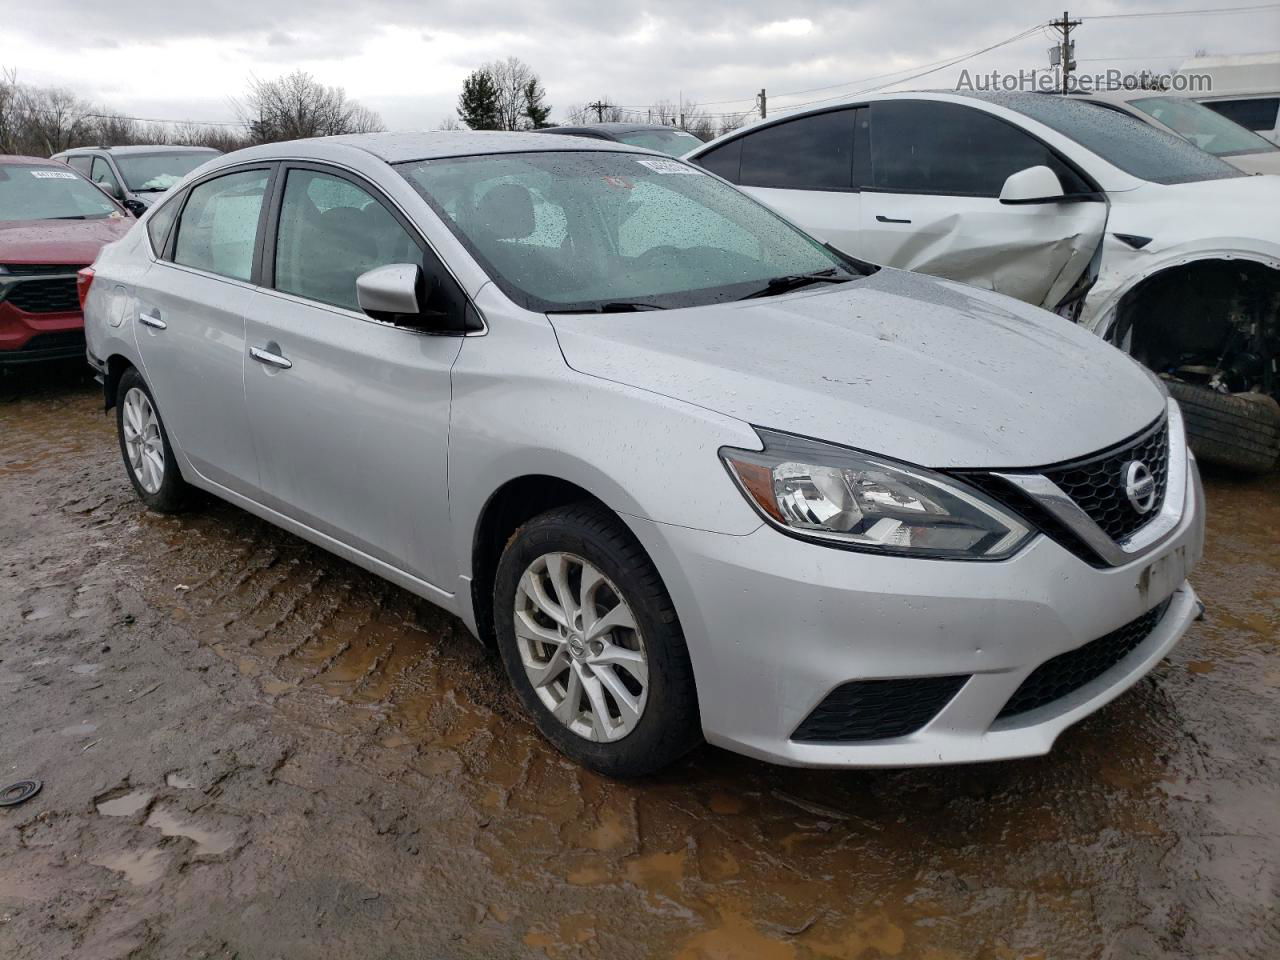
<box><xmin>688</xmin><ymin>91</ymin><xmax>1280</xmax><ymax>471</ymax></box>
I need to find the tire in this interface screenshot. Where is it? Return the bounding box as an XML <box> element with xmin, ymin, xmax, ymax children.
<box><xmin>493</xmin><ymin>502</ymin><xmax>701</xmax><ymax>777</ymax></box>
<box><xmin>1166</xmin><ymin>380</ymin><xmax>1280</xmax><ymax>474</ymax></box>
<box><xmin>115</xmin><ymin>367</ymin><xmax>193</xmax><ymax>512</ymax></box>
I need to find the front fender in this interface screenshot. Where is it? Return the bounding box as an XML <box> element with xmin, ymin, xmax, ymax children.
<box><xmin>446</xmin><ymin>292</ymin><xmax>764</xmax><ymax>605</ymax></box>
<box><xmin>1082</xmin><ymin>235</ymin><xmax>1280</xmax><ymax>337</ymax></box>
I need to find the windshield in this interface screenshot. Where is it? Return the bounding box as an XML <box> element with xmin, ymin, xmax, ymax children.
<box><xmin>1127</xmin><ymin>96</ymin><xmax>1278</xmax><ymax>157</ymax></box>
<box><xmin>115</xmin><ymin>151</ymin><xmax>217</xmax><ymax>192</ymax></box>
<box><xmin>395</xmin><ymin>151</ymin><xmax>862</xmax><ymax>312</ymax></box>
<box><xmin>964</xmin><ymin>92</ymin><xmax>1243</xmax><ymax>185</ymax></box>
<box><xmin>614</xmin><ymin>129</ymin><xmax>706</xmax><ymax>157</ymax></box>
<box><xmin>0</xmin><ymin>163</ymin><xmax>124</xmax><ymax>222</ymax></box>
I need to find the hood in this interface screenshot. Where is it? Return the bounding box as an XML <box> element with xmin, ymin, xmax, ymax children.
<box><xmin>549</xmin><ymin>269</ymin><xmax>1165</xmax><ymax>469</ymax></box>
<box><xmin>0</xmin><ymin>216</ymin><xmax>133</xmax><ymax>266</ymax></box>
<box><xmin>1226</xmin><ymin>150</ymin><xmax>1280</xmax><ymax>176</ymax></box>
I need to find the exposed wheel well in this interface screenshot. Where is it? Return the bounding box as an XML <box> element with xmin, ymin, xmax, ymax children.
<box><xmin>470</xmin><ymin>476</ymin><xmax>612</xmax><ymax>645</ymax></box>
<box><xmin>103</xmin><ymin>354</ymin><xmax>136</xmax><ymax>411</ymax></box>
<box><xmin>1111</xmin><ymin>258</ymin><xmax>1280</xmax><ymax>397</ymax></box>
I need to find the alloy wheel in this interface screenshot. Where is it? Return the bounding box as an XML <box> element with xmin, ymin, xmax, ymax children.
<box><xmin>513</xmin><ymin>551</ymin><xmax>649</xmax><ymax>742</ymax></box>
<box><xmin>122</xmin><ymin>387</ymin><xmax>165</xmax><ymax>494</ymax></box>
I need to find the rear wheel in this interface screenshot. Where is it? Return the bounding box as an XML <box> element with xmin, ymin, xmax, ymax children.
<box><xmin>1166</xmin><ymin>380</ymin><xmax>1280</xmax><ymax>474</ymax></box>
<box><xmin>115</xmin><ymin>367</ymin><xmax>193</xmax><ymax>512</ymax></box>
<box><xmin>493</xmin><ymin>502</ymin><xmax>701</xmax><ymax>777</ymax></box>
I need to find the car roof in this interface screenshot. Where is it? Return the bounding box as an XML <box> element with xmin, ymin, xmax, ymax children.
<box><xmin>542</xmin><ymin>122</ymin><xmax>692</xmax><ymax>135</ymax></box>
<box><xmin>0</xmin><ymin>154</ymin><xmax>69</xmax><ymax>165</ymax></box>
<box><xmin>57</xmin><ymin>144</ymin><xmax>221</xmax><ymax>155</ymax></box>
<box><xmin>241</xmin><ymin>131</ymin><xmax>655</xmax><ymax>164</ymax></box>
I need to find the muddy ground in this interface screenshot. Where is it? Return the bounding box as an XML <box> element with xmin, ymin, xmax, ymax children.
<box><xmin>1</xmin><ymin>369</ymin><xmax>1277</xmax><ymax>960</ymax></box>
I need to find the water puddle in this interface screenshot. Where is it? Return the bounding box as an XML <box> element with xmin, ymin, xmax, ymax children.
<box><xmin>96</xmin><ymin>790</ymin><xmax>153</xmax><ymax>817</ymax></box>
<box><xmin>91</xmin><ymin>849</ymin><xmax>167</xmax><ymax>885</ymax></box>
<box><xmin>145</xmin><ymin>807</ymin><xmax>237</xmax><ymax>856</ymax></box>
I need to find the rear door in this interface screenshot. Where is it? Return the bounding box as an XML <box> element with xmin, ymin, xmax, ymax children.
<box><xmin>132</xmin><ymin>165</ymin><xmax>273</xmax><ymax>495</ymax></box>
<box><xmin>857</xmin><ymin>99</ymin><xmax>1108</xmax><ymax>310</ymax></box>
<box><xmin>693</xmin><ymin>108</ymin><xmax>865</xmax><ymax>255</ymax></box>
<box><xmin>241</xmin><ymin>163</ymin><xmax>464</xmax><ymax>590</ymax></box>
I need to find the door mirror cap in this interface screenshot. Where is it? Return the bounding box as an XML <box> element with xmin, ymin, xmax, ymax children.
<box><xmin>96</xmin><ymin>180</ymin><xmax>123</xmax><ymax>201</ymax></box>
<box><xmin>999</xmin><ymin>165</ymin><xmax>1066</xmax><ymax>205</ymax></box>
<box><xmin>356</xmin><ymin>263</ymin><xmax>425</xmax><ymax>325</ymax></box>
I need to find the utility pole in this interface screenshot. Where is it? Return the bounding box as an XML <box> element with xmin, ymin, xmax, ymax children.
<box><xmin>586</xmin><ymin>100</ymin><xmax>609</xmax><ymax>122</ymax></box>
<box><xmin>759</xmin><ymin>88</ymin><xmax>767</xmax><ymax>119</ymax></box>
<box><xmin>1049</xmin><ymin>10</ymin><xmax>1081</xmax><ymax>94</ymax></box>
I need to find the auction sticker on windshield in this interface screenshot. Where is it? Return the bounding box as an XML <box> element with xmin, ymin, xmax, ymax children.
<box><xmin>635</xmin><ymin>158</ymin><xmax>703</xmax><ymax>175</ymax></box>
<box><xmin>31</xmin><ymin>170</ymin><xmax>78</xmax><ymax>179</ymax></box>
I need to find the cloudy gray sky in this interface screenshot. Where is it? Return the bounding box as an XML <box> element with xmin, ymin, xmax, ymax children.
<box><xmin>2</xmin><ymin>0</ymin><xmax>1277</xmax><ymax>130</ymax></box>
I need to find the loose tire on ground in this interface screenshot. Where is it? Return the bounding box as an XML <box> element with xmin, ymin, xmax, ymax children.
<box><xmin>1166</xmin><ymin>380</ymin><xmax>1280</xmax><ymax>474</ymax></box>
<box><xmin>115</xmin><ymin>367</ymin><xmax>194</xmax><ymax>512</ymax></box>
<box><xmin>493</xmin><ymin>502</ymin><xmax>701</xmax><ymax>777</ymax></box>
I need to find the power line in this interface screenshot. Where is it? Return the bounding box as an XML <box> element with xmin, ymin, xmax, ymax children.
<box><xmin>770</xmin><ymin>24</ymin><xmax>1045</xmax><ymax>114</ymax></box>
<box><xmin>1077</xmin><ymin>2</ymin><xmax>1280</xmax><ymax>19</ymax></box>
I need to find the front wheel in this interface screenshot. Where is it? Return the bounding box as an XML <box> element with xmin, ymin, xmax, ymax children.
<box><xmin>115</xmin><ymin>367</ymin><xmax>192</xmax><ymax>512</ymax></box>
<box><xmin>493</xmin><ymin>503</ymin><xmax>701</xmax><ymax>777</ymax></box>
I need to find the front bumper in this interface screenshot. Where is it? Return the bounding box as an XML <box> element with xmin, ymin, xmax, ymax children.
<box><xmin>0</xmin><ymin>274</ymin><xmax>86</xmax><ymax>366</ymax></box>
<box><xmin>627</xmin><ymin>451</ymin><xmax>1205</xmax><ymax>768</ymax></box>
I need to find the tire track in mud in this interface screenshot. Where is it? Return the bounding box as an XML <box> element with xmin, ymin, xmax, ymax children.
<box><xmin>2</xmin><ymin>379</ymin><xmax>1277</xmax><ymax>959</ymax></box>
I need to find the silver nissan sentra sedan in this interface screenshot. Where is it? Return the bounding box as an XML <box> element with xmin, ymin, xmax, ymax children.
<box><xmin>80</xmin><ymin>132</ymin><xmax>1204</xmax><ymax>777</ymax></box>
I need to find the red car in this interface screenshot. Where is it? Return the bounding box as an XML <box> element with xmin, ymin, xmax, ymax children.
<box><xmin>0</xmin><ymin>155</ymin><xmax>133</xmax><ymax>368</ymax></box>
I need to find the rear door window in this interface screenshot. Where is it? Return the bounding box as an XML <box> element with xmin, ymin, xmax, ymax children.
<box><xmin>869</xmin><ymin>100</ymin><xmax>1090</xmax><ymax>196</ymax></box>
<box><xmin>66</xmin><ymin>155</ymin><xmax>92</xmax><ymax>176</ymax></box>
<box><xmin>1203</xmin><ymin>97</ymin><xmax>1280</xmax><ymax>132</ymax></box>
<box><xmin>172</xmin><ymin>169</ymin><xmax>270</xmax><ymax>281</ymax></box>
<box><xmin>738</xmin><ymin>109</ymin><xmax>856</xmax><ymax>190</ymax></box>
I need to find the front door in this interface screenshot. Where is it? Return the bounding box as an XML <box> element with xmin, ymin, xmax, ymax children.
<box><xmin>242</xmin><ymin>164</ymin><xmax>464</xmax><ymax>590</ymax></box>
<box><xmin>856</xmin><ymin>100</ymin><xmax>1108</xmax><ymax>310</ymax></box>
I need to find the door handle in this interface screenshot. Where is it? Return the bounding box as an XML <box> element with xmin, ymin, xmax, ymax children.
<box><xmin>138</xmin><ymin>310</ymin><xmax>167</xmax><ymax>329</ymax></box>
<box><xmin>250</xmin><ymin>345</ymin><xmax>292</xmax><ymax>370</ymax></box>
<box><xmin>875</xmin><ymin>215</ymin><xmax>912</xmax><ymax>224</ymax></box>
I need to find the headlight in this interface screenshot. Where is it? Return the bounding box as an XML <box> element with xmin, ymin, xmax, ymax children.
<box><xmin>721</xmin><ymin>429</ymin><xmax>1033</xmax><ymax>560</ymax></box>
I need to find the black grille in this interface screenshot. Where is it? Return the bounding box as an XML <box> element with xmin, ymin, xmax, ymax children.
<box><xmin>792</xmin><ymin>675</ymin><xmax>969</xmax><ymax>742</ymax></box>
<box><xmin>3</xmin><ymin>276</ymin><xmax>80</xmax><ymax>313</ymax></box>
<box><xmin>21</xmin><ymin>331</ymin><xmax>85</xmax><ymax>352</ymax></box>
<box><xmin>1041</xmin><ymin>417</ymin><xmax>1169</xmax><ymax>542</ymax></box>
<box><xmin>997</xmin><ymin>598</ymin><xmax>1172</xmax><ymax>720</ymax></box>
<box><xmin>2</xmin><ymin>263</ymin><xmax>87</xmax><ymax>276</ymax></box>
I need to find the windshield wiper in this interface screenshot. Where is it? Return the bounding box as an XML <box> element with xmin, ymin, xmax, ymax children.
<box><xmin>547</xmin><ymin>301</ymin><xmax>668</xmax><ymax>314</ymax></box>
<box><xmin>50</xmin><ymin>215</ymin><xmax>88</xmax><ymax>220</ymax></box>
<box><xmin>740</xmin><ymin>268</ymin><xmax>853</xmax><ymax>300</ymax></box>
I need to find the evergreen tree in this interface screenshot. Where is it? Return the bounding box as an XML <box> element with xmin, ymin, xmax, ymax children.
<box><xmin>523</xmin><ymin>78</ymin><xmax>552</xmax><ymax>129</ymax></box>
<box><xmin>457</xmin><ymin>70</ymin><xmax>500</xmax><ymax>130</ymax></box>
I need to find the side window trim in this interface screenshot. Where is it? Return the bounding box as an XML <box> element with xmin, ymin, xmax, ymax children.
<box><xmin>162</xmin><ymin>162</ymin><xmax>279</xmax><ymax>284</ymax></box>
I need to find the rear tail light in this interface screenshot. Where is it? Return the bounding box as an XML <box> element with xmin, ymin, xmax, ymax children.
<box><xmin>76</xmin><ymin>266</ymin><xmax>95</xmax><ymax>311</ymax></box>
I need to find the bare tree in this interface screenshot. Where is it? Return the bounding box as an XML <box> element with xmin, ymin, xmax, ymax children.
<box><xmin>437</xmin><ymin>115</ymin><xmax>462</xmax><ymax>131</ymax></box>
<box><xmin>236</xmin><ymin>70</ymin><xmax>384</xmax><ymax>144</ymax></box>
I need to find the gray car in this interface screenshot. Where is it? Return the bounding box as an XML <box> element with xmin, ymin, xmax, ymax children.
<box><xmin>52</xmin><ymin>145</ymin><xmax>221</xmax><ymax>216</ymax></box>
<box><xmin>81</xmin><ymin>133</ymin><xmax>1203</xmax><ymax>776</ymax></box>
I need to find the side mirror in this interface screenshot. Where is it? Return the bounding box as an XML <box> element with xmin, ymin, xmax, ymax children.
<box><xmin>123</xmin><ymin>199</ymin><xmax>147</xmax><ymax>218</ymax></box>
<box><xmin>96</xmin><ymin>180</ymin><xmax>123</xmax><ymax>201</ymax></box>
<box><xmin>356</xmin><ymin>263</ymin><xmax>426</xmax><ymax>326</ymax></box>
<box><xmin>998</xmin><ymin>165</ymin><xmax>1065</xmax><ymax>205</ymax></box>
